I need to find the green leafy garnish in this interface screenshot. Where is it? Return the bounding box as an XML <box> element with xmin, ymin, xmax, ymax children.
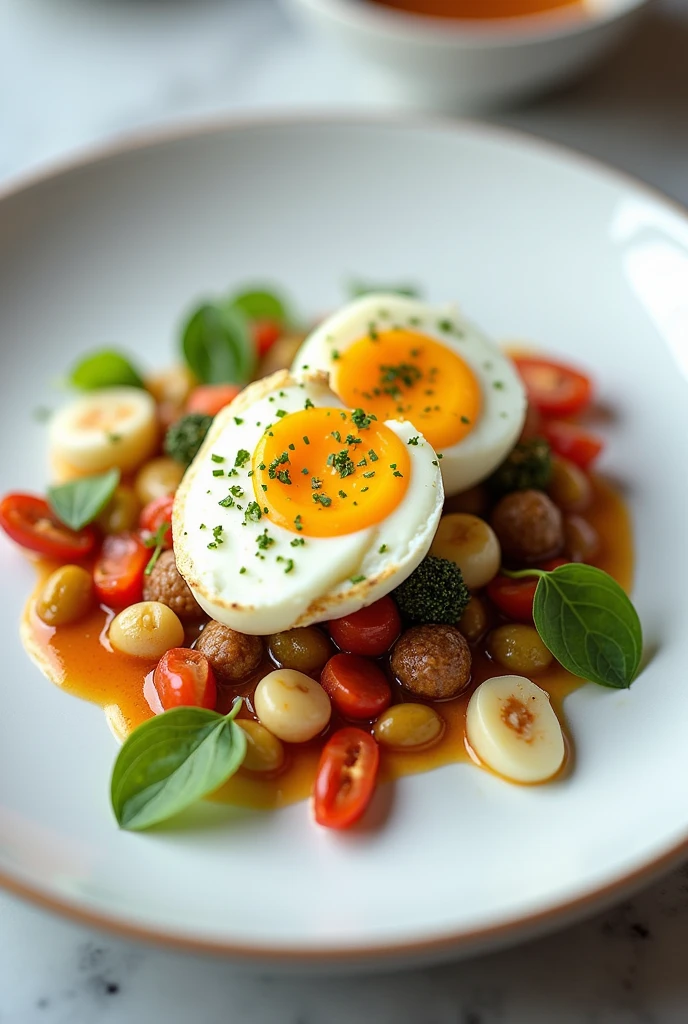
<box><xmin>69</xmin><ymin>350</ymin><xmax>144</xmax><ymax>390</ymax></box>
<box><xmin>110</xmin><ymin>701</ymin><xmax>247</xmax><ymax>831</ymax></box>
<box><xmin>506</xmin><ymin>563</ymin><xmax>643</xmax><ymax>689</ymax></box>
<box><xmin>181</xmin><ymin>301</ymin><xmax>255</xmax><ymax>386</ymax></box>
<box><xmin>348</xmin><ymin>280</ymin><xmax>420</xmax><ymax>300</ymax></box>
<box><xmin>229</xmin><ymin>288</ymin><xmax>289</xmax><ymax>326</ymax></box>
<box><xmin>47</xmin><ymin>468</ymin><xmax>120</xmax><ymax>531</ymax></box>
<box><xmin>143</xmin><ymin>523</ymin><xmax>171</xmax><ymax>576</ymax></box>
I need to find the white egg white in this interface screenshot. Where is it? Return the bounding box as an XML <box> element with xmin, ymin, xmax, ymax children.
<box><xmin>292</xmin><ymin>294</ymin><xmax>527</xmax><ymax>496</ymax></box>
<box><xmin>174</xmin><ymin>370</ymin><xmax>444</xmax><ymax>635</ymax></box>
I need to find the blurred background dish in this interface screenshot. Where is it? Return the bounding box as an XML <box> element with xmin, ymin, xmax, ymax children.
<box><xmin>283</xmin><ymin>0</ymin><xmax>652</xmax><ymax>111</ymax></box>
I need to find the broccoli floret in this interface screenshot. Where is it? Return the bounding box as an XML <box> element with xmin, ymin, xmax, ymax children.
<box><xmin>392</xmin><ymin>555</ymin><xmax>470</xmax><ymax>626</ymax></box>
<box><xmin>164</xmin><ymin>413</ymin><xmax>213</xmax><ymax>466</ymax></box>
<box><xmin>488</xmin><ymin>436</ymin><xmax>552</xmax><ymax>496</ymax></box>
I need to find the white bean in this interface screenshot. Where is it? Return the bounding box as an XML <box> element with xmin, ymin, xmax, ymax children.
<box><xmin>109</xmin><ymin>601</ymin><xmax>184</xmax><ymax>659</ymax></box>
<box><xmin>254</xmin><ymin>669</ymin><xmax>331</xmax><ymax>743</ymax></box>
<box><xmin>430</xmin><ymin>513</ymin><xmax>501</xmax><ymax>589</ymax></box>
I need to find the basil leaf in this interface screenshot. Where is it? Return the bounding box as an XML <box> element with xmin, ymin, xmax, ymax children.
<box><xmin>111</xmin><ymin>704</ymin><xmax>247</xmax><ymax>831</ymax></box>
<box><xmin>181</xmin><ymin>301</ymin><xmax>255</xmax><ymax>386</ymax></box>
<box><xmin>47</xmin><ymin>468</ymin><xmax>120</xmax><ymax>531</ymax></box>
<box><xmin>348</xmin><ymin>280</ymin><xmax>421</xmax><ymax>300</ymax></box>
<box><xmin>70</xmin><ymin>350</ymin><xmax>145</xmax><ymax>390</ymax></box>
<box><xmin>533</xmin><ymin>564</ymin><xmax>643</xmax><ymax>689</ymax></box>
<box><xmin>230</xmin><ymin>288</ymin><xmax>289</xmax><ymax>326</ymax></box>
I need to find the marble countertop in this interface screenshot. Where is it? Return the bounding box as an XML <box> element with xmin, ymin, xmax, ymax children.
<box><xmin>1</xmin><ymin>0</ymin><xmax>688</xmax><ymax>1020</ymax></box>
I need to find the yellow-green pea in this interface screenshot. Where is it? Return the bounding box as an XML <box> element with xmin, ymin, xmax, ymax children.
<box><xmin>36</xmin><ymin>565</ymin><xmax>94</xmax><ymax>627</ymax></box>
<box><xmin>374</xmin><ymin>703</ymin><xmax>445</xmax><ymax>751</ymax></box>
<box><xmin>487</xmin><ymin>624</ymin><xmax>553</xmax><ymax>674</ymax></box>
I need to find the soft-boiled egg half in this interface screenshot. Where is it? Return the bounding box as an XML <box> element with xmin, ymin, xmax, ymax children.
<box><xmin>174</xmin><ymin>370</ymin><xmax>444</xmax><ymax>635</ymax></box>
<box><xmin>292</xmin><ymin>294</ymin><xmax>527</xmax><ymax>496</ymax></box>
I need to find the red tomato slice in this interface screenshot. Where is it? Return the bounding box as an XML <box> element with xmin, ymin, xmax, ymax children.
<box><xmin>186</xmin><ymin>383</ymin><xmax>241</xmax><ymax>418</ymax></box>
<box><xmin>542</xmin><ymin>420</ymin><xmax>603</xmax><ymax>469</ymax></box>
<box><xmin>139</xmin><ymin>495</ymin><xmax>174</xmax><ymax>548</ymax></box>
<box><xmin>486</xmin><ymin>575</ymin><xmax>538</xmax><ymax>622</ymax></box>
<box><xmin>153</xmin><ymin>648</ymin><xmax>217</xmax><ymax>711</ymax></box>
<box><xmin>313</xmin><ymin>727</ymin><xmax>380</xmax><ymax>830</ymax></box>
<box><xmin>253</xmin><ymin>320</ymin><xmax>282</xmax><ymax>357</ymax></box>
<box><xmin>513</xmin><ymin>357</ymin><xmax>592</xmax><ymax>418</ymax></box>
<box><xmin>94</xmin><ymin>532</ymin><xmax>149</xmax><ymax>607</ymax></box>
<box><xmin>487</xmin><ymin>558</ymin><xmax>570</xmax><ymax>622</ymax></box>
<box><xmin>0</xmin><ymin>493</ymin><xmax>96</xmax><ymax>561</ymax></box>
<box><xmin>320</xmin><ymin>654</ymin><xmax>392</xmax><ymax>719</ymax></box>
<box><xmin>329</xmin><ymin>596</ymin><xmax>401</xmax><ymax>657</ymax></box>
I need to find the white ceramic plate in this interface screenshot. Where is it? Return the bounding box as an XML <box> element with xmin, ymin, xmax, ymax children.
<box><xmin>1</xmin><ymin>115</ymin><xmax>686</xmax><ymax>969</ymax></box>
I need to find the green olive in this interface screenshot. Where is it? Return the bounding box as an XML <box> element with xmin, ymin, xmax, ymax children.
<box><xmin>374</xmin><ymin>703</ymin><xmax>445</xmax><ymax>751</ymax></box>
<box><xmin>487</xmin><ymin>624</ymin><xmax>553</xmax><ymax>674</ymax></box>
<box><xmin>267</xmin><ymin>627</ymin><xmax>334</xmax><ymax>674</ymax></box>
<box><xmin>548</xmin><ymin>456</ymin><xmax>592</xmax><ymax>513</ymax></box>
<box><xmin>97</xmin><ymin>485</ymin><xmax>141</xmax><ymax>534</ymax></box>
<box><xmin>458</xmin><ymin>595</ymin><xmax>489</xmax><ymax>644</ymax></box>
<box><xmin>36</xmin><ymin>565</ymin><xmax>94</xmax><ymax>627</ymax></box>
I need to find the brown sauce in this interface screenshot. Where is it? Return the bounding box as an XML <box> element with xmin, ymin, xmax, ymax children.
<box><xmin>21</xmin><ymin>475</ymin><xmax>633</xmax><ymax>810</ymax></box>
<box><xmin>367</xmin><ymin>0</ymin><xmax>583</xmax><ymax>20</ymax></box>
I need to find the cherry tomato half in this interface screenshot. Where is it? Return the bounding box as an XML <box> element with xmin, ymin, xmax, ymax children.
<box><xmin>93</xmin><ymin>532</ymin><xmax>149</xmax><ymax>607</ymax></box>
<box><xmin>542</xmin><ymin>420</ymin><xmax>603</xmax><ymax>469</ymax></box>
<box><xmin>0</xmin><ymin>493</ymin><xmax>96</xmax><ymax>561</ymax></box>
<box><xmin>487</xmin><ymin>558</ymin><xmax>570</xmax><ymax>622</ymax></box>
<box><xmin>253</xmin><ymin>320</ymin><xmax>282</xmax><ymax>357</ymax></box>
<box><xmin>153</xmin><ymin>648</ymin><xmax>217</xmax><ymax>711</ymax></box>
<box><xmin>139</xmin><ymin>495</ymin><xmax>174</xmax><ymax>549</ymax></box>
<box><xmin>321</xmin><ymin>654</ymin><xmax>391</xmax><ymax>720</ymax></box>
<box><xmin>513</xmin><ymin>357</ymin><xmax>592</xmax><ymax>418</ymax></box>
<box><xmin>329</xmin><ymin>596</ymin><xmax>401</xmax><ymax>657</ymax></box>
<box><xmin>186</xmin><ymin>383</ymin><xmax>241</xmax><ymax>418</ymax></box>
<box><xmin>313</xmin><ymin>727</ymin><xmax>380</xmax><ymax>830</ymax></box>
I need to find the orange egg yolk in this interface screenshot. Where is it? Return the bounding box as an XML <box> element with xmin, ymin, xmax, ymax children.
<box><xmin>331</xmin><ymin>329</ymin><xmax>481</xmax><ymax>451</ymax></box>
<box><xmin>252</xmin><ymin>407</ymin><xmax>411</xmax><ymax>538</ymax></box>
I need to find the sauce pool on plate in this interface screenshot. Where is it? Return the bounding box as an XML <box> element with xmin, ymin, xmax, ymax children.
<box><xmin>21</xmin><ymin>475</ymin><xmax>632</xmax><ymax>811</ymax></box>
<box><xmin>367</xmin><ymin>0</ymin><xmax>583</xmax><ymax>19</ymax></box>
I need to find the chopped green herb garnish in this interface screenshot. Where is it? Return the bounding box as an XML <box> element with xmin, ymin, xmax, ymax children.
<box><xmin>256</xmin><ymin>530</ymin><xmax>274</xmax><ymax>550</ymax></box>
<box><xmin>351</xmin><ymin>408</ymin><xmax>376</xmax><ymax>430</ymax></box>
<box><xmin>294</xmin><ymin>515</ymin><xmax>303</xmax><ymax>531</ymax></box>
<box><xmin>218</xmin><ymin>494</ymin><xmax>235</xmax><ymax>508</ymax></box>
<box><xmin>212</xmin><ymin>469</ymin><xmax>225</xmax><ymax>477</ymax></box>
<box><xmin>244</xmin><ymin>502</ymin><xmax>262</xmax><ymax>523</ymax></box>
<box><xmin>303</xmin><ymin>436</ymin><xmax>310</xmax><ymax>445</ymax></box>
<box><xmin>368</xmin><ymin>449</ymin><xmax>379</xmax><ymax>462</ymax></box>
<box><xmin>304</xmin><ymin>398</ymin><xmax>314</xmax><ymax>410</ymax></box>
<box><xmin>311</xmin><ymin>477</ymin><xmax>323</xmax><ymax>490</ymax></box>
<box><xmin>312</xmin><ymin>493</ymin><xmax>332</xmax><ymax>507</ymax></box>
<box><xmin>378</xmin><ymin>544</ymin><xmax>388</xmax><ymax>554</ymax></box>
<box><xmin>331</xmin><ymin>430</ymin><xmax>342</xmax><ymax>442</ymax></box>
<box><xmin>407</xmin><ymin>436</ymin><xmax>420</xmax><ymax>446</ymax></box>
<box><xmin>234</xmin><ymin>417</ymin><xmax>244</xmax><ymax>425</ymax></box>
<box><xmin>276</xmin><ymin>409</ymin><xmax>288</xmax><ymax>418</ymax></box>
<box><xmin>351</xmin><ymin>574</ymin><xmax>366</xmax><ymax>584</ymax></box>
<box><xmin>235</xmin><ymin>449</ymin><xmax>250</xmax><ymax>468</ymax></box>
<box><xmin>239</xmin><ymin>567</ymin><xmax>246</xmax><ymax>574</ymax></box>
<box><xmin>338</xmin><ymin>490</ymin><xmax>347</xmax><ymax>499</ymax></box>
<box><xmin>290</xmin><ymin>537</ymin><xmax>306</xmax><ymax>547</ymax></box>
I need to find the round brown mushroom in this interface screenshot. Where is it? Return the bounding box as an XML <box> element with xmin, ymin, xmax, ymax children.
<box><xmin>390</xmin><ymin>624</ymin><xmax>472</xmax><ymax>700</ymax></box>
<box><xmin>194</xmin><ymin>619</ymin><xmax>264</xmax><ymax>687</ymax></box>
<box><xmin>142</xmin><ymin>549</ymin><xmax>205</xmax><ymax>623</ymax></box>
<box><xmin>490</xmin><ymin>489</ymin><xmax>564</xmax><ymax>563</ymax></box>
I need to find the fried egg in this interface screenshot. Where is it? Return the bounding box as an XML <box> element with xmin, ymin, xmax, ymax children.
<box><xmin>174</xmin><ymin>370</ymin><xmax>443</xmax><ymax>635</ymax></box>
<box><xmin>292</xmin><ymin>294</ymin><xmax>527</xmax><ymax>496</ymax></box>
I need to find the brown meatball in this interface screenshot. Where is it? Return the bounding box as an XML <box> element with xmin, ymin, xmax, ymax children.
<box><xmin>391</xmin><ymin>624</ymin><xmax>472</xmax><ymax>700</ymax></box>
<box><xmin>195</xmin><ymin>620</ymin><xmax>263</xmax><ymax>687</ymax></box>
<box><xmin>490</xmin><ymin>489</ymin><xmax>564</xmax><ymax>563</ymax></box>
<box><xmin>143</xmin><ymin>549</ymin><xmax>204</xmax><ymax>622</ymax></box>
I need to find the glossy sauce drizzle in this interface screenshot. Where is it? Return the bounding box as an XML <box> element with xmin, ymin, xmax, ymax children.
<box><xmin>22</xmin><ymin>476</ymin><xmax>632</xmax><ymax>811</ymax></box>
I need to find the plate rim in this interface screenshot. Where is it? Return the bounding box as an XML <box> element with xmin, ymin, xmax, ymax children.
<box><xmin>2</xmin><ymin>109</ymin><xmax>687</xmax><ymax>964</ymax></box>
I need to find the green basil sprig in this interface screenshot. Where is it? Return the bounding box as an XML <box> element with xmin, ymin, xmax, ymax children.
<box><xmin>111</xmin><ymin>701</ymin><xmax>247</xmax><ymax>831</ymax></box>
<box><xmin>181</xmin><ymin>301</ymin><xmax>255</xmax><ymax>386</ymax></box>
<box><xmin>47</xmin><ymin>468</ymin><xmax>120</xmax><ymax>531</ymax></box>
<box><xmin>506</xmin><ymin>563</ymin><xmax>643</xmax><ymax>689</ymax></box>
<box><xmin>230</xmin><ymin>288</ymin><xmax>290</xmax><ymax>326</ymax></box>
<box><xmin>69</xmin><ymin>350</ymin><xmax>145</xmax><ymax>390</ymax></box>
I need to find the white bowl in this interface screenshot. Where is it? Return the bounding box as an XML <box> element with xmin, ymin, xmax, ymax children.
<box><xmin>1</xmin><ymin>114</ymin><xmax>688</xmax><ymax>967</ymax></box>
<box><xmin>283</xmin><ymin>0</ymin><xmax>651</xmax><ymax>111</ymax></box>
